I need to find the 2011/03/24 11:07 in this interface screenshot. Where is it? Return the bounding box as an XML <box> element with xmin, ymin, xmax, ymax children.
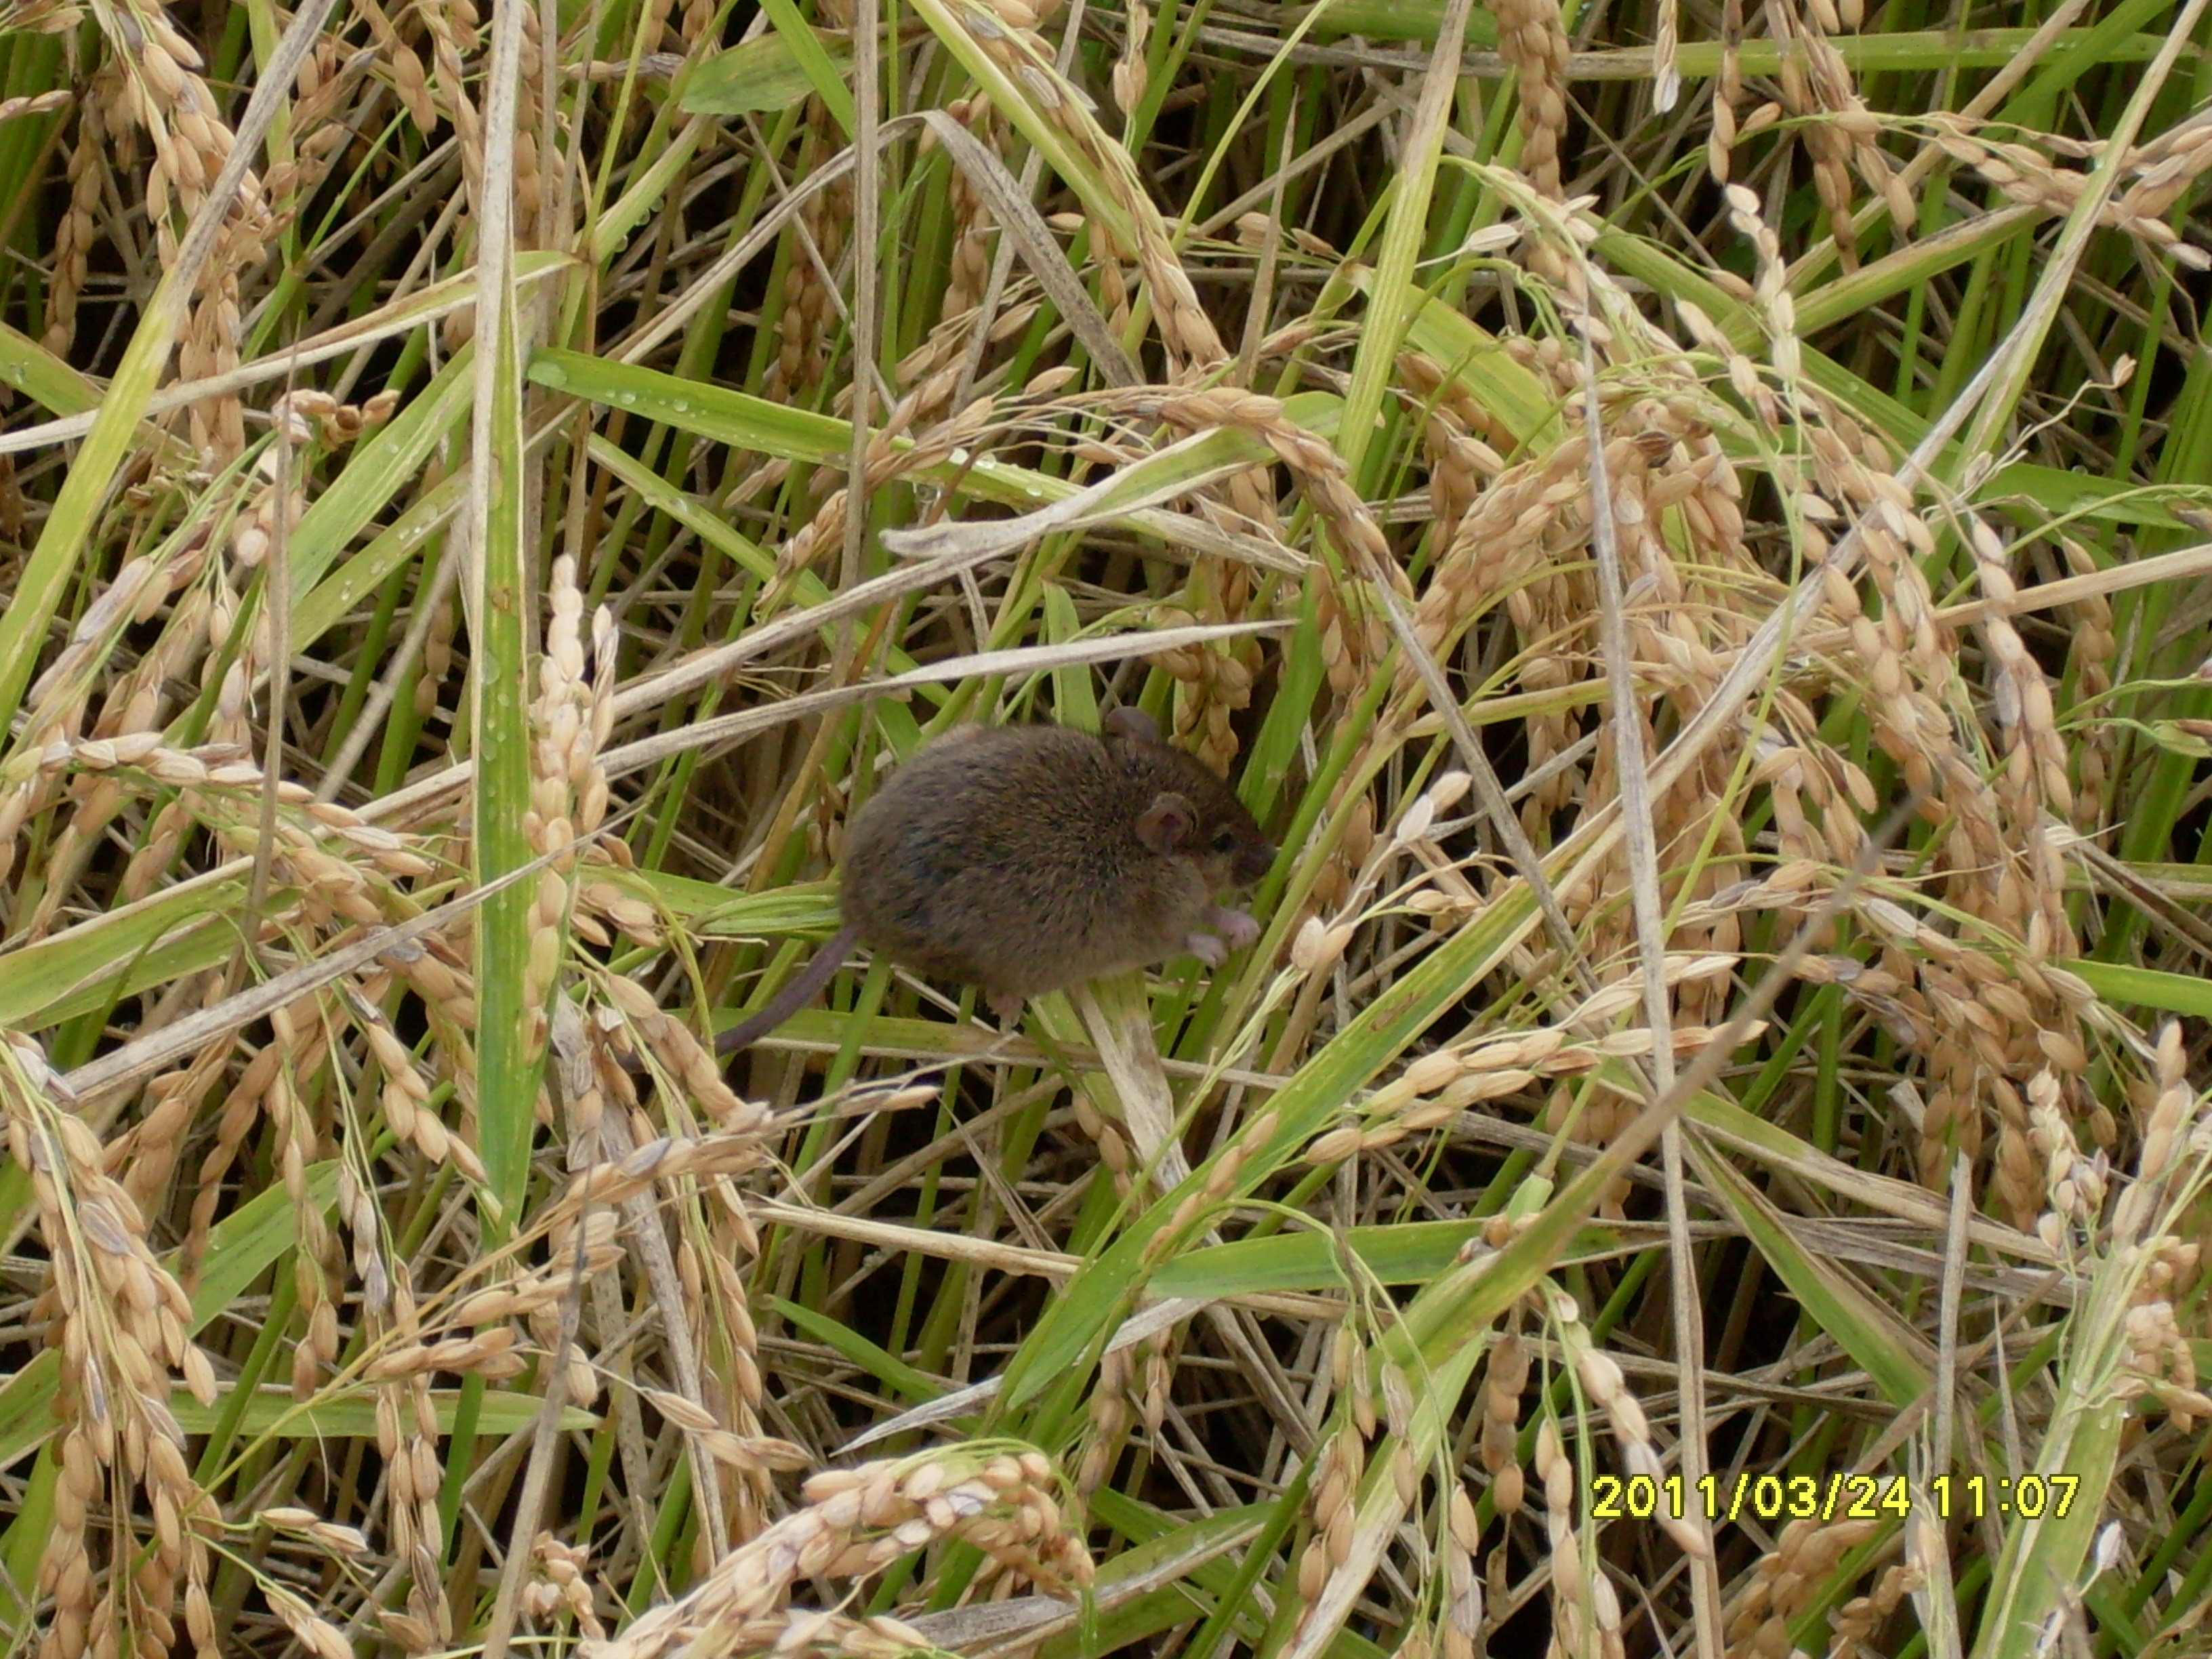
<box><xmin>1590</xmin><ymin>1471</ymin><xmax>2081</xmax><ymax>1523</ymax></box>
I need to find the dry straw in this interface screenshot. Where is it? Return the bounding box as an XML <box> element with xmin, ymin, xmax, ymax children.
<box><xmin>7</xmin><ymin>0</ymin><xmax>2211</xmax><ymax>1654</ymax></box>
<box><xmin>586</xmin><ymin>1448</ymin><xmax>1092</xmax><ymax>1659</ymax></box>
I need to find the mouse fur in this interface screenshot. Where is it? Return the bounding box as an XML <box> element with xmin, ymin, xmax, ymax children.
<box><xmin>714</xmin><ymin>711</ymin><xmax>1273</xmax><ymax>1051</ymax></box>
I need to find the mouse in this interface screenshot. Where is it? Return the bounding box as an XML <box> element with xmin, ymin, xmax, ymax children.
<box><xmin>709</xmin><ymin>707</ymin><xmax>1275</xmax><ymax>1053</ymax></box>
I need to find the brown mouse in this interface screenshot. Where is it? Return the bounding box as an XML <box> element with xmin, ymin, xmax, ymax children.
<box><xmin>712</xmin><ymin>708</ymin><xmax>1274</xmax><ymax>1052</ymax></box>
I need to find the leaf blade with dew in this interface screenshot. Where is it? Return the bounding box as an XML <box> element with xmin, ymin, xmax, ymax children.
<box><xmin>529</xmin><ymin>347</ymin><xmax>848</xmax><ymax>458</ymax></box>
<box><xmin>287</xmin><ymin>350</ymin><xmax>476</xmax><ymax>605</ymax></box>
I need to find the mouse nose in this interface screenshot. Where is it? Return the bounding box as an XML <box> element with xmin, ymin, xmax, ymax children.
<box><xmin>1236</xmin><ymin>841</ymin><xmax>1275</xmax><ymax>885</ymax></box>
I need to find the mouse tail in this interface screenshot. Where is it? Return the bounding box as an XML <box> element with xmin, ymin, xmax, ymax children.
<box><xmin>713</xmin><ymin>920</ymin><xmax>864</xmax><ymax>1055</ymax></box>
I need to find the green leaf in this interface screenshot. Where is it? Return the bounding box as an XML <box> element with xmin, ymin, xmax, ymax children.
<box><xmin>749</xmin><ymin>0</ymin><xmax>856</xmax><ymax>133</ymax></box>
<box><xmin>0</xmin><ymin>319</ymin><xmax>100</xmax><ymax>417</ymax></box>
<box><xmin>0</xmin><ymin>882</ymin><xmax>249</xmax><ymax>1032</ymax></box>
<box><xmin>775</xmin><ymin>1298</ymin><xmax>947</xmax><ymax>1406</ymax></box>
<box><xmin>682</xmin><ymin>28</ymin><xmax>855</xmax><ymax>115</ymax></box>
<box><xmin>2053</xmin><ymin>958</ymin><xmax>2212</xmax><ymax>1019</ymax></box>
<box><xmin>174</xmin><ymin>1387</ymin><xmax>598</xmax><ymax>1441</ymax></box>
<box><xmin>1687</xmin><ymin>1141</ymin><xmax>1932</xmax><ymax>1406</ymax></box>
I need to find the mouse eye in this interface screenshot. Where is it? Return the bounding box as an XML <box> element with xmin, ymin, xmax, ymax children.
<box><xmin>1211</xmin><ymin>827</ymin><xmax>1239</xmax><ymax>853</ymax></box>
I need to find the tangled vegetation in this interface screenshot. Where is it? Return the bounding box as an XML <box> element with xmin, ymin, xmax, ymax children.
<box><xmin>1</xmin><ymin>0</ymin><xmax>2211</xmax><ymax>1656</ymax></box>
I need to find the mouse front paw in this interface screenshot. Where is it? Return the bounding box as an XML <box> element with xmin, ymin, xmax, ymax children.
<box><xmin>1184</xmin><ymin>929</ymin><xmax>1229</xmax><ymax>968</ymax></box>
<box><xmin>1185</xmin><ymin>907</ymin><xmax>1259</xmax><ymax>968</ymax></box>
<box><xmin>1206</xmin><ymin>905</ymin><xmax>1261</xmax><ymax>951</ymax></box>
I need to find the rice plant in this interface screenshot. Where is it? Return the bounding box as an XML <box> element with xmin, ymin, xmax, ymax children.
<box><xmin>0</xmin><ymin>0</ymin><xmax>2209</xmax><ymax>1656</ymax></box>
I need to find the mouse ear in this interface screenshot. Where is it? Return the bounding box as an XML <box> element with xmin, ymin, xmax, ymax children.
<box><xmin>1103</xmin><ymin>705</ymin><xmax>1162</xmax><ymax>745</ymax></box>
<box><xmin>1136</xmin><ymin>792</ymin><xmax>1195</xmax><ymax>853</ymax></box>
